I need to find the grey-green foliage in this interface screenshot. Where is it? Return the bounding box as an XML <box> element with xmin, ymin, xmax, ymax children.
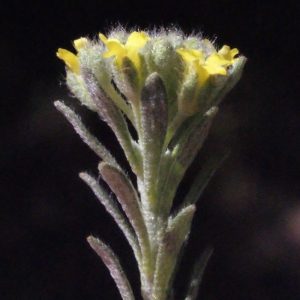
<box><xmin>55</xmin><ymin>27</ymin><xmax>246</xmax><ymax>300</ymax></box>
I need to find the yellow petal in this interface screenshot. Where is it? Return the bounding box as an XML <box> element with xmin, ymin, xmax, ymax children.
<box><xmin>218</xmin><ymin>45</ymin><xmax>230</xmax><ymax>57</ymax></box>
<box><xmin>125</xmin><ymin>31</ymin><xmax>150</xmax><ymax>52</ymax></box>
<box><xmin>100</xmin><ymin>34</ymin><xmax>126</xmax><ymax>66</ymax></box>
<box><xmin>218</xmin><ymin>45</ymin><xmax>239</xmax><ymax>63</ymax></box>
<box><xmin>195</xmin><ymin>65</ymin><xmax>210</xmax><ymax>85</ymax></box>
<box><xmin>128</xmin><ymin>52</ymin><xmax>141</xmax><ymax>69</ymax></box>
<box><xmin>103</xmin><ymin>40</ymin><xmax>126</xmax><ymax>57</ymax></box>
<box><xmin>190</xmin><ymin>49</ymin><xmax>205</xmax><ymax>61</ymax></box>
<box><xmin>177</xmin><ymin>48</ymin><xmax>194</xmax><ymax>62</ymax></box>
<box><xmin>177</xmin><ymin>48</ymin><xmax>204</xmax><ymax>63</ymax></box>
<box><xmin>56</xmin><ymin>48</ymin><xmax>80</xmax><ymax>75</ymax></box>
<box><xmin>230</xmin><ymin>48</ymin><xmax>239</xmax><ymax>57</ymax></box>
<box><xmin>73</xmin><ymin>37</ymin><xmax>88</xmax><ymax>52</ymax></box>
<box><xmin>206</xmin><ymin>52</ymin><xmax>228</xmax><ymax>66</ymax></box>
<box><xmin>202</xmin><ymin>64</ymin><xmax>226</xmax><ymax>75</ymax></box>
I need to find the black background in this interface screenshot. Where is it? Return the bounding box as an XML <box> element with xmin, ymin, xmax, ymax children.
<box><xmin>1</xmin><ymin>0</ymin><xmax>300</xmax><ymax>299</ymax></box>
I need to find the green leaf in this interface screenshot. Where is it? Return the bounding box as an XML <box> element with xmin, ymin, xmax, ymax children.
<box><xmin>79</xmin><ymin>173</ymin><xmax>141</xmax><ymax>264</ymax></box>
<box><xmin>87</xmin><ymin>236</ymin><xmax>135</xmax><ymax>300</ymax></box>
<box><xmin>185</xmin><ymin>247</ymin><xmax>213</xmax><ymax>300</ymax></box>
<box><xmin>176</xmin><ymin>106</ymin><xmax>218</xmax><ymax>169</ymax></box>
<box><xmin>54</xmin><ymin>101</ymin><xmax>118</xmax><ymax>168</ymax></box>
<box><xmin>182</xmin><ymin>151</ymin><xmax>228</xmax><ymax>207</ymax></box>
<box><xmin>152</xmin><ymin>205</ymin><xmax>196</xmax><ymax>300</ymax></box>
<box><xmin>159</xmin><ymin>107</ymin><xmax>218</xmax><ymax>219</ymax></box>
<box><xmin>81</xmin><ymin>69</ymin><xmax>143</xmax><ymax>177</ymax></box>
<box><xmin>98</xmin><ymin>162</ymin><xmax>153</xmax><ymax>279</ymax></box>
<box><xmin>140</xmin><ymin>72</ymin><xmax>168</xmax><ymax>205</ymax></box>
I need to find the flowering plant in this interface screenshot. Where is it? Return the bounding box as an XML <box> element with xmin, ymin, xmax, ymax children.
<box><xmin>55</xmin><ymin>27</ymin><xmax>246</xmax><ymax>300</ymax></box>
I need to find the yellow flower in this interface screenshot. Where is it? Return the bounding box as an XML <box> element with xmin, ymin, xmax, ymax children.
<box><xmin>218</xmin><ymin>45</ymin><xmax>239</xmax><ymax>64</ymax></box>
<box><xmin>99</xmin><ymin>31</ymin><xmax>150</xmax><ymax>70</ymax></box>
<box><xmin>177</xmin><ymin>48</ymin><xmax>228</xmax><ymax>85</ymax></box>
<box><xmin>57</xmin><ymin>37</ymin><xmax>88</xmax><ymax>75</ymax></box>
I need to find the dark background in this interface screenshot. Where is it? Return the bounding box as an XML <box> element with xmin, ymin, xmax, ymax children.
<box><xmin>1</xmin><ymin>0</ymin><xmax>300</xmax><ymax>299</ymax></box>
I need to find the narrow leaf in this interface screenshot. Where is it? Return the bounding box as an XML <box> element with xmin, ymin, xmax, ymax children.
<box><xmin>82</xmin><ymin>69</ymin><xmax>142</xmax><ymax>177</ymax></box>
<box><xmin>98</xmin><ymin>162</ymin><xmax>152</xmax><ymax>274</ymax></box>
<box><xmin>140</xmin><ymin>73</ymin><xmax>168</xmax><ymax>246</ymax></box>
<box><xmin>140</xmin><ymin>72</ymin><xmax>168</xmax><ymax>205</ymax></box>
<box><xmin>79</xmin><ymin>173</ymin><xmax>141</xmax><ymax>263</ymax></box>
<box><xmin>182</xmin><ymin>151</ymin><xmax>228</xmax><ymax>207</ymax></box>
<box><xmin>87</xmin><ymin>236</ymin><xmax>135</xmax><ymax>300</ymax></box>
<box><xmin>54</xmin><ymin>101</ymin><xmax>118</xmax><ymax>168</ymax></box>
<box><xmin>159</xmin><ymin>107</ymin><xmax>218</xmax><ymax>218</ymax></box>
<box><xmin>176</xmin><ymin>106</ymin><xmax>218</xmax><ymax>169</ymax></box>
<box><xmin>153</xmin><ymin>205</ymin><xmax>196</xmax><ymax>300</ymax></box>
<box><xmin>185</xmin><ymin>247</ymin><xmax>213</xmax><ymax>300</ymax></box>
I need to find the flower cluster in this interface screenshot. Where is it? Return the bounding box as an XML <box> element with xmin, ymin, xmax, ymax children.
<box><xmin>177</xmin><ymin>44</ymin><xmax>238</xmax><ymax>86</ymax></box>
<box><xmin>56</xmin><ymin>28</ymin><xmax>246</xmax><ymax>300</ymax></box>
<box><xmin>57</xmin><ymin>30</ymin><xmax>245</xmax><ymax>118</ymax></box>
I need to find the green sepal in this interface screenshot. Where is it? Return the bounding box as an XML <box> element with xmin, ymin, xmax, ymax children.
<box><xmin>214</xmin><ymin>56</ymin><xmax>247</xmax><ymax>106</ymax></box>
<box><xmin>152</xmin><ymin>205</ymin><xmax>196</xmax><ymax>300</ymax></box>
<box><xmin>177</xmin><ymin>68</ymin><xmax>198</xmax><ymax>117</ymax></box>
<box><xmin>147</xmin><ymin>39</ymin><xmax>184</xmax><ymax>121</ymax></box>
<box><xmin>179</xmin><ymin>72</ymin><xmax>225</xmax><ymax>118</ymax></box>
<box><xmin>194</xmin><ymin>75</ymin><xmax>227</xmax><ymax>115</ymax></box>
<box><xmin>66</xmin><ymin>71</ymin><xmax>98</xmax><ymax>112</ymax></box>
<box><xmin>138</xmin><ymin>53</ymin><xmax>149</xmax><ymax>90</ymax></box>
<box><xmin>122</xmin><ymin>56</ymin><xmax>140</xmax><ymax>95</ymax></box>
